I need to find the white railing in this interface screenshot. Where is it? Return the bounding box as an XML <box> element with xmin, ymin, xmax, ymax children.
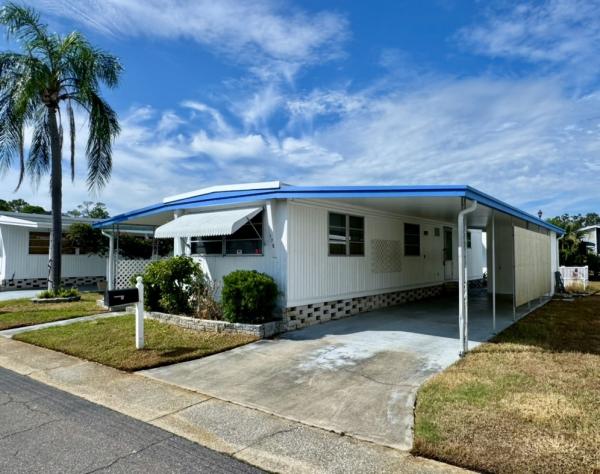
<box><xmin>559</xmin><ymin>266</ymin><xmax>588</xmax><ymax>290</ymax></box>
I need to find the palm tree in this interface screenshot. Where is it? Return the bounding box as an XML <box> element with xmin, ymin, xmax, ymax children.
<box><xmin>0</xmin><ymin>3</ymin><xmax>121</xmax><ymax>291</ymax></box>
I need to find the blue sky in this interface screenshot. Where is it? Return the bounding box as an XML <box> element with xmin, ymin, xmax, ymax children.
<box><xmin>2</xmin><ymin>0</ymin><xmax>599</xmax><ymax>216</ymax></box>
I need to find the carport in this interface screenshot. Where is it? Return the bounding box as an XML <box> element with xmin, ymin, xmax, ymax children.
<box><xmin>96</xmin><ymin>183</ymin><xmax>564</xmax><ymax>358</ymax></box>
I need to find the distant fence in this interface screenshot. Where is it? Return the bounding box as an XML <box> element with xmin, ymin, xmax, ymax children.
<box><xmin>559</xmin><ymin>266</ymin><xmax>588</xmax><ymax>290</ymax></box>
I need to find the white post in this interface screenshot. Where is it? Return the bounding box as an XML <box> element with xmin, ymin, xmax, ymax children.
<box><xmin>173</xmin><ymin>210</ymin><xmax>185</xmax><ymax>256</ymax></box>
<box><xmin>458</xmin><ymin>200</ymin><xmax>478</xmax><ymax>356</ymax></box>
<box><xmin>135</xmin><ymin>276</ymin><xmax>145</xmax><ymax>349</ymax></box>
<box><xmin>107</xmin><ymin>233</ymin><xmax>114</xmax><ymax>291</ymax></box>
<box><xmin>492</xmin><ymin>211</ymin><xmax>496</xmax><ymax>333</ymax></box>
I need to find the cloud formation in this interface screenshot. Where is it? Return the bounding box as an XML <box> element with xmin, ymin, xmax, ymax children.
<box><xmin>35</xmin><ymin>0</ymin><xmax>348</xmax><ymax>80</ymax></box>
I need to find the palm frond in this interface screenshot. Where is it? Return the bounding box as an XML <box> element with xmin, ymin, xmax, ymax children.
<box><xmin>27</xmin><ymin>106</ymin><xmax>51</xmax><ymax>187</ymax></box>
<box><xmin>0</xmin><ymin>3</ymin><xmax>55</xmax><ymax>65</ymax></box>
<box><xmin>85</xmin><ymin>92</ymin><xmax>119</xmax><ymax>190</ymax></box>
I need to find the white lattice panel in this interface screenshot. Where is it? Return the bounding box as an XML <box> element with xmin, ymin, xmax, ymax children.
<box><xmin>371</xmin><ymin>239</ymin><xmax>402</xmax><ymax>273</ymax></box>
<box><xmin>115</xmin><ymin>259</ymin><xmax>155</xmax><ymax>289</ymax></box>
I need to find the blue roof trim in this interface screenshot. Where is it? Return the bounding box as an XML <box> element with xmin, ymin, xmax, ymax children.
<box><xmin>94</xmin><ymin>185</ymin><xmax>564</xmax><ymax>235</ymax></box>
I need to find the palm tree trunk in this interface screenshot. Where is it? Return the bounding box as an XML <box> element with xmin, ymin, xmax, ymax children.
<box><xmin>47</xmin><ymin>106</ymin><xmax>62</xmax><ymax>291</ymax></box>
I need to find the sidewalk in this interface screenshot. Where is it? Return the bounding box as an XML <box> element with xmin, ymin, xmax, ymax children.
<box><xmin>0</xmin><ymin>311</ymin><xmax>126</xmax><ymax>338</ymax></box>
<box><xmin>0</xmin><ymin>337</ymin><xmax>467</xmax><ymax>474</ymax></box>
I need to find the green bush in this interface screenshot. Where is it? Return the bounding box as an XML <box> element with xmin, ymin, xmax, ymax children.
<box><xmin>221</xmin><ymin>270</ymin><xmax>278</xmax><ymax>324</ymax></box>
<box><xmin>37</xmin><ymin>287</ymin><xmax>80</xmax><ymax>298</ymax></box>
<box><xmin>136</xmin><ymin>256</ymin><xmax>205</xmax><ymax>315</ymax></box>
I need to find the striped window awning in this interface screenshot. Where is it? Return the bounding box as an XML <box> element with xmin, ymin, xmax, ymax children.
<box><xmin>154</xmin><ymin>207</ymin><xmax>262</xmax><ymax>238</ymax></box>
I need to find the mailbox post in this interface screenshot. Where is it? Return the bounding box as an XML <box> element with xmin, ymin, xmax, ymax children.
<box><xmin>135</xmin><ymin>276</ymin><xmax>144</xmax><ymax>349</ymax></box>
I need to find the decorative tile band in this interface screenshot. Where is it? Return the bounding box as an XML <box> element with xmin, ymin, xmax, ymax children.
<box><xmin>283</xmin><ymin>284</ymin><xmax>444</xmax><ymax>331</ymax></box>
<box><xmin>0</xmin><ymin>276</ymin><xmax>106</xmax><ymax>291</ymax></box>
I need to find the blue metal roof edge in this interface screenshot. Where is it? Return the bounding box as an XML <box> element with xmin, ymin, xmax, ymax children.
<box><xmin>94</xmin><ymin>184</ymin><xmax>564</xmax><ymax>235</ymax></box>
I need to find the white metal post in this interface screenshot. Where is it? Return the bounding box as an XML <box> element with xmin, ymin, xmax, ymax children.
<box><xmin>492</xmin><ymin>211</ymin><xmax>496</xmax><ymax>333</ymax></box>
<box><xmin>135</xmin><ymin>276</ymin><xmax>145</xmax><ymax>349</ymax></box>
<box><xmin>173</xmin><ymin>210</ymin><xmax>185</xmax><ymax>256</ymax></box>
<box><xmin>107</xmin><ymin>233</ymin><xmax>114</xmax><ymax>291</ymax></box>
<box><xmin>458</xmin><ymin>200</ymin><xmax>477</xmax><ymax>356</ymax></box>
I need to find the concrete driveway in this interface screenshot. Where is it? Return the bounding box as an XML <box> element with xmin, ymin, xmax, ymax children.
<box><xmin>141</xmin><ymin>292</ymin><xmax>516</xmax><ymax>450</ymax></box>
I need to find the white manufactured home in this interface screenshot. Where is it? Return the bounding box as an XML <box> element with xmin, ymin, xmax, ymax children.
<box><xmin>95</xmin><ymin>182</ymin><xmax>563</xmax><ymax>352</ymax></box>
<box><xmin>581</xmin><ymin>225</ymin><xmax>599</xmax><ymax>254</ymax></box>
<box><xmin>0</xmin><ymin>212</ymin><xmax>106</xmax><ymax>291</ymax></box>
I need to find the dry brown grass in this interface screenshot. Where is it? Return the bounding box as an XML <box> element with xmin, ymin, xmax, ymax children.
<box><xmin>413</xmin><ymin>294</ymin><xmax>600</xmax><ymax>474</ymax></box>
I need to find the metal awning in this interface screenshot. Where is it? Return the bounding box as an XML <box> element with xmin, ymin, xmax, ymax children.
<box><xmin>154</xmin><ymin>207</ymin><xmax>262</xmax><ymax>238</ymax></box>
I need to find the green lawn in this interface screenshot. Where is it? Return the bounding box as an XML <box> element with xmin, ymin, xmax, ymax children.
<box><xmin>413</xmin><ymin>289</ymin><xmax>600</xmax><ymax>474</ymax></box>
<box><xmin>0</xmin><ymin>292</ymin><xmax>105</xmax><ymax>331</ymax></box>
<box><xmin>14</xmin><ymin>315</ymin><xmax>258</xmax><ymax>371</ymax></box>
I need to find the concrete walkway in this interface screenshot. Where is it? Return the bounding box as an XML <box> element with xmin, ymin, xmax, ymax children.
<box><xmin>0</xmin><ymin>336</ymin><xmax>467</xmax><ymax>474</ymax></box>
<box><xmin>0</xmin><ymin>311</ymin><xmax>126</xmax><ymax>338</ymax></box>
<box><xmin>0</xmin><ymin>289</ymin><xmax>40</xmax><ymax>301</ymax></box>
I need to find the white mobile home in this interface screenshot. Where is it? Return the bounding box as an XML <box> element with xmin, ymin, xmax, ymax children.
<box><xmin>0</xmin><ymin>212</ymin><xmax>106</xmax><ymax>291</ymax></box>
<box><xmin>95</xmin><ymin>182</ymin><xmax>563</xmax><ymax>352</ymax></box>
<box><xmin>581</xmin><ymin>225</ymin><xmax>599</xmax><ymax>254</ymax></box>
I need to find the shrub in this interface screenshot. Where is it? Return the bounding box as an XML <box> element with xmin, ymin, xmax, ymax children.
<box><xmin>221</xmin><ymin>270</ymin><xmax>278</xmax><ymax>324</ymax></box>
<box><xmin>194</xmin><ymin>278</ymin><xmax>223</xmax><ymax>320</ymax></box>
<box><xmin>136</xmin><ymin>256</ymin><xmax>205</xmax><ymax>315</ymax></box>
<box><xmin>37</xmin><ymin>287</ymin><xmax>80</xmax><ymax>298</ymax></box>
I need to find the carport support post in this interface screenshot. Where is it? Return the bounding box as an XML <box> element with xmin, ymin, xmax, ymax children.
<box><xmin>135</xmin><ymin>276</ymin><xmax>144</xmax><ymax>349</ymax></box>
<box><xmin>492</xmin><ymin>210</ymin><xmax>496</xmax><ymax>333</ymax></box>
<box><xmin>458</xmin><ymin>199</ymin><xmax>478</xmax><ymax>357</ymax></box>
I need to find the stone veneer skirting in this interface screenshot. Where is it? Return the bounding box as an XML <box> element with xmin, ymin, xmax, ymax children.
<box><xmin>283</xmin><ymin>284</ymin><xmax>444</xmax><ymax>331</ymax></box>
<box><xmin>0</xmin><ymin>276</ymin><xmax>105</xmax><ymax>291</ymax></box>
<box><xmin>145</xmin><ymin>311</ymin><xmax>284</xmax><ymax>339</ymax></box>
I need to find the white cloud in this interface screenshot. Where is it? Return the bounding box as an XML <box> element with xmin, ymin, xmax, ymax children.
<box><xmin>34</xmin><ymin>0</ymin><xmax>348</xmax><ymax>78</ymax></box>
<box><xmin>458</xmin><ymin>0</ymin><xmax>600</xmax><ymax>78</ymax></box>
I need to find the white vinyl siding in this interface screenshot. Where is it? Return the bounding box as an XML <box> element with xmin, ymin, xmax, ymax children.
<box><xmin>1</xmin><ymin>226</ymin><xmax>105</xmax><ymax>280</ymax></box>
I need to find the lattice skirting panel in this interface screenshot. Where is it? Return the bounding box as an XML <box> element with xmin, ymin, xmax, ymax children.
<box><xmin>115</xmin><ymin>259</ymin><xmax>156</xmax><ymax>289</ymax></box>
<box><xmin>0</xmin><ymin>275</ymin><xmax>105</xmax><ymax>291</ymax></box>
<box><xmin>283</xmin><ymin>284</ymin><xmax>444</xmax><ymax>331</ymax></box>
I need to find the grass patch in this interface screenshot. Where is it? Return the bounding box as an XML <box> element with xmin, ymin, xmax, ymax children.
<box><xmin>413</xmin><ymin>293</ymin><xmax>600</xmax><ymax>474</ymax></box>
<box><xmin>14</xmin><ymin>315</ymin><xmax>258</xmax><ymax>371</ymax></box>
<box><xmin>0</xmin><ymin>292</ymin><xmax>105</xmax><ymax>331</ymax></box>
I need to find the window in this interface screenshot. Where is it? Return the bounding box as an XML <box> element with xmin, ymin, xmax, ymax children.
<box><xmin>28</xmin><ymin>232</ymin><xmax>76</xmax><ymax>255</ymax></box>
<box><xmin>190</xmin><ymin>211</ymin><xmax>263</xmax><ymax>256</ymax></box>
<box><xmin>434</xmin><ymin>227</ymin><xmax>440</xmax><ymax>237</ymax></box>
<box><xmin>404</xmin><ymin>223</ymin><xmax>420</xmax><ymax>256</ymax></box>
<box><xmin>467</xmin><ymin>231</ymin><xmax>472</xmax><ymax>248</ymax></box>
<box><xmin>328</xmin><ymin>213</ymin><xmax>364</xmax><ymax>256</ymax></box>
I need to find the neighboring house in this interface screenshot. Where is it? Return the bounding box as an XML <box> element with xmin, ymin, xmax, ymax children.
<box><xmin>0</xmin><ymin>212</ymin><xmax>106</xmax><ymax>291</ymax></box>
<box><xmin>581</xmin><ymin>225</ymin><xmax>599</xmax><ymax>254</ymax></box>
<box><xmin>94</xmin><ymin>182</ymin><xmax>563</xmax><ymax>344</ymax></box>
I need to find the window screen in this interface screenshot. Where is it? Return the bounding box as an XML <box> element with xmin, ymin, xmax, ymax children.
<box><xmin>28</xmin><ymin>232</ymin><xmax>76</xmax><ymax>255</ymax></box>
<box><xmin>328</xmin><ymin>213</ymin><xmax>364</xmax><ymax>256</ymax></box>
<box><xmin>404</xmin><ymin>223</ymin><xmax>420</xmax><ymax>256</ymax></box>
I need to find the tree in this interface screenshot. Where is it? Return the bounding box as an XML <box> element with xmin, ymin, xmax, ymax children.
<box><xmin>0</xmin><ymin>4</ymin><xmax>121</xmax><ymax>290</ymax></box>
<box><xmin>548</xmin><ymin>213</ymin><xmax>597</xmax><ymax>265</ymax></box>
<box><xmin>0</xmin><ymin>198</ymin><xmax>46</xmax><ymax>213</ymax></box>
<box><xmin>67</xmin><ymin>201</ymin><xmax>109</xmax><ymax>219</ymax></box>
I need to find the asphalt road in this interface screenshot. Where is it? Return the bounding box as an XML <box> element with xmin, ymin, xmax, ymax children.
<box><xmin>0</xmin><ymin>367</ymin><xmax>263</xmax><ymax>473</ymax></box>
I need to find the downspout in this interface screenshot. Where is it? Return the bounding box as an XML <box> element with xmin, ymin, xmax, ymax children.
<box><xmin>458</xmin><ymin>199</ymin><xmax>478</xmax><ymax>357</ymax></box>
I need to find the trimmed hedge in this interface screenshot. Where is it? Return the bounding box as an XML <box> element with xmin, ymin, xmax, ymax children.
<box><xmin>221</xmin><ymin>270</ymin><xmax>278</xmax><ymax>324</ymax></box>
